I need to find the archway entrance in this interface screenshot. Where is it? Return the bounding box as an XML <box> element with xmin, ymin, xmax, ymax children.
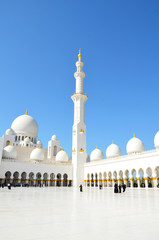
<box><xmin>29</xmin><ymin>172</ymin><xmax>34</xmax><ymax>186</ymax></box>
<box><xmin>36</xmin><ymin>172</ymin><xmax>41</xmax><ymax>187</ymax></box>
<box><xmin>50</xmin><ymin>173</ymin><xmax>55</xmax><ymax>186</ymax></box>
<box><xmin>57</xmin><ymin>173</ymin><xmax>61</xmax><ymax>187</ymax></box>
<box><xmin>21</xmin><ymin>172</ymin><xmax>27</xmax><ymax>186</ymax></box>
<box><xmin>5</xmin><ymin>171</ymin><xmax>11</xmax><ymax>186</ymax></box>
<box><xmin>63</xmin><ymin>174</ymin><xmax>68</xmax><ymax>186</ymax></box>
<box><xmin>13</xmin><ymin>172</ymin><xmax>19</xmax><ymax>186</ymax></box>
<box><xmin>43</xmin><ymin>173</ymin><xmax>48</xmax><ymax>186</ymax></box>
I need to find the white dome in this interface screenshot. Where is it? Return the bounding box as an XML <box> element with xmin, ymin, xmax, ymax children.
<box><xmin>126</xmin><ymin>135</ymin><xmax>145</xmax><ymax>154</ymax></box>
<box><xmin>30</xmin><ymin>148</ymin><xmax>44</xmax><ymax>161</ymax></box>
<box><xmin>37</xmin><ymin>140</ymin><xmax>42</xmax><ymax>148</ymax></box>
<box><xmin>51</xmin><ymin>135</ymin><xmax>57</xmax><ymax>141</ymax></box>
<box><xmin>106</xmin><ymin>142</ymin><xmax>121</xmax><ymax>159</ymax></box>
<box><xmin>154</xmin><ymin>131</ymin><xmax>159</xmax><ymax>149</ymax></box>
<box><xmin>24</xmin><ymin>137</ymin><xmax>30</xmax><ymax>143</ymax></box>
<box><xmin>90</xmin><ymin>147</ymin><xmax>104</xmax><ymax>161</ymax></box>
<box><xmin>11</xmin><ymin>114</ymin><xmax>38</xmax><ymax>138</ymax></box>
<box><xmin>56</xmin><ymin>149</ymin><xmax>68</xmax><ymax>162</ymax></box>
<box><xmin>3</xmin><ymin>145</ymin><xmax>17</xmax><ymax>159</ymax></box>
<box><xmin>5</xmin><ymin>128</ymin><xmax>15</xmax><ymax>135</ymax></box>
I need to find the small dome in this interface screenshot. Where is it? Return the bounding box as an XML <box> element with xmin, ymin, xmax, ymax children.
<box><xmin>51</xmin><ymin>135</ymin><xmax>57</xmax><ymax>141</ymax></box>
<box><xmin>3</xmin><ymin>145</ymin><xmax>17</xmax><ymax>159</ymax></box>
<box><xmin>126</xmin><ymin>135</ymin><xmax>145</xmax><ymax>154</ymax></box>
<box><xmin>154</xmin><ymin>131</ymin><xmax>159</xmax><ymax>149</ymax></box>
<box><xmin>30</xmin><ymin>148</ymin><xmax>44</xmax><ymax>161</ymax></box>
<box><xmin>56</xmin><ymin>149</ymin><xmax>68</xmax><ymax>162</ymax></box>
<box><xmin>24</xmin><ymin>137</ymin><xmax>30</xmax><ymax>143</ymax></box>
<box><xmin>106</xmin><ymin>142</ymin><xmax>121</xmax><ymax>159</ymax></box>
<box><xmin>37</xmin><ymin>140</ymin><xmax>43</xmax><ymax>148</ymax></box>
<box><xmin>11</xmin><ymin>114</ymin><xmax>38</xmax><ymax>138</ymax></box>
<box><xmin>90</xmin><ymin>147</ymin><xmax>104</xmax><ymax>161</ymax></box>
<box><xmin>5</xmin><ymin>128</ymin><xmax>15</xmax><ymax>135</ymax></box>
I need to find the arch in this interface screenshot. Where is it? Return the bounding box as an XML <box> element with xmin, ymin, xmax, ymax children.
<box><xmin>54</xmin><ymin>146</ymin><xmax>57</xmax><ymax>156</ymax></box>
<box><xmin>50</xmin><ymin>173</ymin><xmax>55</xmax><ymax>186</ymax></box>
<box><xmin>6</xmin><ymin>140</ymin><xmax>10</xmax><ymax>146</ymax></box>
<box><xmin>103</xmin><ymin>172</ymin><xmax>107</xmax><ymax>187</ymax></box>
<box><xmin>5</xmin><ymin>171</ymin><xmax>11</xmax><ymax>185</ymax></box>
<box><xmin>113</xmin><ymin>171</ymin><xmax>117</xmax><ymax>182</ymax></box>
<box><xmin>43</xmin><ymin>173</ymin><xmax>48</xmax><ymax>186</ymax></box>
<box><xmin>36</xmin><ymin>172</ymin><xmax>42</xmax><ymax>187</ymax></box>
<box><xmin>63</xmin><ymin>173</ymin><xmax>68</xmax><ymax>186</ymax></box>
<box><xmin>138</xmin><ymin>168</ymin><xmax>145</xmax><ymax>188</ymax></box>
<box><xmin>99</xmin><ymin>172</ymin><xmax>102</xmax><ymax>186</ymax></box>
<box><xmin>87</xmin><ymin>173</ymin><xmax>90</xmax><ymax>187</ymax></box>
<box><xmin>21</xmin><ymin>172</ymin><xmax>27</xmax><ymax>185</ymax></box>
<box><xmin>13</xmin><ymin>171</ymin><xmax>19</xmax><ymax>185</ymax></box>
<box><xmin>91</xmin><ymin>173</ymin><xmax>94</xmax><ymax>187</ymax></box>
<box><xmin>95</xmin><ymin>173</ymin><xmax>98</xmax><ymax>187</ymax></box>
<box><xmin>57</xmin><ymin>173</ymin><xmax>61</xmax><ymax>187</ymax></box>
<box><xmin>146</xmin><ymin>167</ymin><xmax>153</xmax><ymax>188</ymax></box>
<box><xmin>15</xmin><ymin>136</ymin><xmax>17</xmax><ymax>141</ymax></box>
<box><xmin>131</xmin><ymin>169</ymin><xmax>138</xmax><ymax>188</ymax></box>
<box><xmin>108</xmin><ymin>171</ymin><xmax>112</xmax><ymax>187</ymax></box>
<box><xmin>29</xmin><ymin>172</ymin><xmax>34</xmax><ymax>186</ymax></box>
<box><xmin>125</xmin><ymin>169</ymin><xmax>130</xmax><ymax>187</ymax></box>
<box><xmin>155</xmin><ymin>166</ymin><xmax>159</xmax><ymax>187</ymax></box>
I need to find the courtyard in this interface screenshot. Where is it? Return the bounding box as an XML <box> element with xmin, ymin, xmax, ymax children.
<box><xmin>0</xmin><ymin>187</ymin><xmax>159</xmax><ymax>240</ymax></box>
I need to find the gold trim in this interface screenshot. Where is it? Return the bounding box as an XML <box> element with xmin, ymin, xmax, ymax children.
<box><xmin>79</xmin><ymin>148</ymin><xmax>84</xmax><ymax>152</ymax></box>
<box><xmin>72</xmin><ymin>148</ymin><xmax>76</xmax><ymax>153</ymax></box>
<box><xmin>80</xmin><ymin>129</ymin><xmax>84</xmax><ymax>133</ymax></box>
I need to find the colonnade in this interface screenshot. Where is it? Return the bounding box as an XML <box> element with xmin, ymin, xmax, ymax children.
<box><xmin>85</xmin><ymin>166</ymin><xmax>159</xmax><ymax>188</ymax></box>
<box><xmin>0</xmin><ymin>171</ymin><xmax>72</xmax><ymax>187</ymax></box>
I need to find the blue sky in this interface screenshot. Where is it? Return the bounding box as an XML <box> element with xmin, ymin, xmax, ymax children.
<box><xmin>0</xmin><ymin>1</ymin><xmax>159</xmax><ymax>157</ymax></box>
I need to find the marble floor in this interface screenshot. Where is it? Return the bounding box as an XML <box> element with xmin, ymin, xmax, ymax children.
<box><xmin>0</xmin><ymin>187</ymin><xmax>159</xmax><ymax>240</ymax></box>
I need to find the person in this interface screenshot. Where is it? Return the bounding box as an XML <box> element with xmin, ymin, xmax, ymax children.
<box><xmin>7</xmin><ymin>183</ymin><xmax>11</xmax><ymax>190</ymax></box>
<box><xmin>118</xmin><ymin>184</ymin><xmax>121</xmax><ymax>193</ymax></box>
<box><xmin>114</xmin><ymin>182</ymin><xmax>118</xmax><ymax>193</ymax></box>
<box><xmin>79</xmin><ymin>184</ymin><xmax>83</xmax><ymax>192</ymax></box>
<box><xmin>123</xmin><ymin>183</ymin><xmax>126</xmax><ymax>192</ymax></box>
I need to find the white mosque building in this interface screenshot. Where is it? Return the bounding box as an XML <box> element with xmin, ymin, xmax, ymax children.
<box><xmin>0</xmin><ymin>50</ymin><xmax>159</xmax><ymax>188</ymax></box>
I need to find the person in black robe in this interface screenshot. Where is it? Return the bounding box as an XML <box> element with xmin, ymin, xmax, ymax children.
<box><xmin>114</xmin><ymin>183</ymin><xmax>118</xmax><ymax>193</ymax></box>
<box><xmin>79</xmin><ymin>184</ymin><xmax>83</xmax><ymax>192</ymax></box>
<box><xmin>123</xmin><ymin>184</ymin><xmax>126</xmax><ymax>192</ymax></box>
<box><xmin>118</xmin><ymin>184</ymin><xmax>121</xmax><ymax>193</ymax></box>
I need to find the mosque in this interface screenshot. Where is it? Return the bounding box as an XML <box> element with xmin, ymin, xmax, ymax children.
<box><xmin>0</xmin><ymin>50</ymin><xmax>159</xmax><ymax>189</ymax></box>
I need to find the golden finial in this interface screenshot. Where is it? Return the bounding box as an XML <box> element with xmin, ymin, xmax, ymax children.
<box><xmin>10</xmin><ymin>142</ymin><xmax>11</xmax><ymax>146</ymax></box>
<box><xmin>37</xmin><ymin>145</ymin><xmax>39</xmax><ymax>148</ymax></box>
<box><xmin>133</xmin><ymin>133</ymin><xmax>135</xmax><ymax>138</ymax></box>
<box><xmin>112</xmin><ymin>140</ymin><xmax>114</xmax><ymax>144</ymax></box>
<box><xmin>96</xmin><ymin>146</ymin><xmax>98</xmax><ymax>149</ymax></box>
<box><xmin>26</xmin><ymin>108</ymin><xmax>28</xmax><ymax>115</ymax></box>
<box><xmin>78</xmin><ymin>48</ymin><xmax>82</xmax><ymax>58</ymax></box>
<box><xmin>61</xmin><ymin>147</ymin><xmax>64</xmax><ymax>151</ymax></box>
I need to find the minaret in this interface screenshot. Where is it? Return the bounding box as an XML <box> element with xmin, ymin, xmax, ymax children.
<box><xmin>71</xmin><ymin>49</ymin><xmax>88</xmax><ymax>187</ymax></box>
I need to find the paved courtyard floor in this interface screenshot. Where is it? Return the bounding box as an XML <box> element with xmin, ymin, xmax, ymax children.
<box><xmin>0</xmin><ymin>187</ymin><xmax>159</xmax><ymax>240</ymax></box>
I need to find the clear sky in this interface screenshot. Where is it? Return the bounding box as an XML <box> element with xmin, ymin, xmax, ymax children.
<box><xmin>0</xmin><ymin>1</ymin><xmax>159</xmax><ymax>158</ymax></box>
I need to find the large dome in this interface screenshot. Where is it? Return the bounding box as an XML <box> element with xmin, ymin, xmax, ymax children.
<box><xmin>5</xmin><ymin>128</ymin><xmax>15</xmax><ymax>136</ymax></box>
<box><xmin>30</xmin><ymin>148</ymin><xmax>44</xmax><ymax>161</ymax></box>
<box><xmin>11</xmin><ymin>114</ymin><xmax>38</xmax><ymax>138</ymax></box>
<box><xmin>56</xmin><ymin>149</ymin><xmax>69</xmax><ymax>162</ymax></box>
<box><xmin>3</xmin><ymin>145</ymin><xmax>17</xmax><ymax>159</ymax></box>
<box><xmin>126</xmin><ymin>135</ymin><xmax>145</xmax><ymax>154</ymax></box>
<box><xmin>90</xmin><ymin>147</ymin><xmax>104</xmax><ymax>161</ymax></box>
<box><xmin>154</xmin><ymin>131</ymin><xmax>159</xmax><ymax>149</ymax></box>
<box><xmin>106</xmin><ymin>142</ymin><xmax>121</xmax><ymax>159</ymax></box>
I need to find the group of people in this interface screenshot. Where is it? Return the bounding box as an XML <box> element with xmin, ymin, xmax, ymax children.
<box><xmin>114</xmin><ymin>182</ymin><xmax>126</xmax><ymax>193</ymax></box>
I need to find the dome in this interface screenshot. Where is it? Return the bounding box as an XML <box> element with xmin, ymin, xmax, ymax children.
<box><xmin>3</xmin><ymin>145</ymin><xmax>17</xmax><ymax>159</ymax></box>
<box><xmin>154</xmin><ymin>131</ymin><xmax>159</xmax><ymax>149</ymax></box>
<box><xmin>11</xmin><ymin>114</ymin><xmax>38</xmax><ymax>138</ymax></box>
<box><xmin>106</xmin><ymin>142</ymin><xmax>121</xmax><ymax>159</ymax></box>
<box><xmin>5</xmin><ymin>128</ymin><xmax>15</xmax><ymax>135</ymax></box>
<box><xmin>126</xmin><ymin>135</ymin><xmax>145</xmax><ymax>154</ymax></box>
<box><xmin>51</xmin><ymin>135</ymin><xmax>57</xmax><ymax>141</ymax></box>
<box><xmin>24</xmin><ymin>137</ymin><xmax>30</xmax><ymax>143</ymax></box>
<box><xmin>30</xmin><ymin>148</ymin><xmax>44</xmax><ymax>161</ymax></box>
<box><xmin>56</xmin><ymin>149</ymin><xmax>68</xmax><ymax>162</ymax></box>
<box><xmin>37</xmin><ymin>140</ymin><xmax>42</xmax><ymax>148</ymax></box>
<box><xmin>90</xmin><ymin>147</ymin><xmax>104</xmax><ymax>161</ymax></box>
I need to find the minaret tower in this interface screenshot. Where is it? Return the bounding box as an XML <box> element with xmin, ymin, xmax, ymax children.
<box><xmin>71</xmin><ymin>49</ymin><xmax>88</xmax><ymax>187</ymax></box>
